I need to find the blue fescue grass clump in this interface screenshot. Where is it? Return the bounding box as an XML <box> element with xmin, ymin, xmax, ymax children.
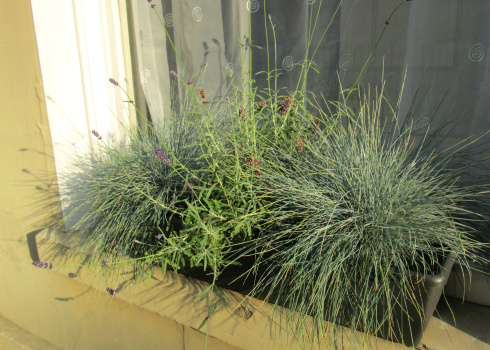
<box><xmin>61</xmin><ymin>115</ymin><xmax>207</xmax><ymax>269</ymax></box>
<box><xmin>242</xmin><ymin>88</ymin><xmax>489</xmax><ymax>346</ymax></box>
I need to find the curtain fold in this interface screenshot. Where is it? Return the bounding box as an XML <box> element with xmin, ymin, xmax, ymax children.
<box><xmin>131</xmin><ymin>0</ymin><xmax>171</xmax><ymax>123</ymax></box>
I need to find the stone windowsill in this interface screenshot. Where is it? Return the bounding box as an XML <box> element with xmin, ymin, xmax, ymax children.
<box><xmin>34</xmin><ymin>228</ymin><xmax>406</xmax><ymax>350</ymax></box>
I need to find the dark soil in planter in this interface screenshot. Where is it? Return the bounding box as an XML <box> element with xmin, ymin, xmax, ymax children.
<box><xmin>179</xmin><ymin>251</ymin><xmax>272</xmax><ymax>296</ymax></box>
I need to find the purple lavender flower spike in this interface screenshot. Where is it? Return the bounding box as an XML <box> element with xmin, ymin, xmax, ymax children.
<box><xmin>187</xmin><ymin>79</ymin><xmax>193</xmax><ymax>85</ymax></box>
<box><xmin>109</xmin><ymin>78</ymin><xmax>119</xmax><ymax>86</ymax></box>
<box><xmin>106</xmin><ymin>287</ymin><xmax>117</xmax><ymax>296</ymax></box>
<box><xmin>170</xmin><ymin>70</ymin><xmax>178</xmax><ymax>77</ymax></box>
<box><xmin>92</xmin><ymin>130</ymin><xmax>102</xmax><ymax>140</ymax></box>
<box><xmin>185</xmin><ymin>183</ymin><xmax>194</xmax><ymax>189</ymax></box>
<box><xmin>102</xmin><ymin>260</ymin><xmax>107</xmax><ymax>267</ymax></box>
<box><xmin>156</xmin><ymin>148</ymin><xmax>166</xmax><ymax>162</ymax></box>
<box><xmin>151</xmin><ymin>4</ymin><xmax>156</xmax><ymax>8</ymax></box>
<box><xmin>147</xmin><ymin>0</ymin><xmax>152</xmax><ymax>2</ymax></box>
<box><xmin>32</xmin><ymin>261</ymin><xmax>52</xmax><ymax>269</ymax></box>
<box><xmin>156</xmin><ymin>234</ymin><xmax>163</xmax><ymax>240</ymax></box>
<box><xmin>205</xmin><ymin>314</ymin><xmax>211</xmax><ymax>319</ymax></box>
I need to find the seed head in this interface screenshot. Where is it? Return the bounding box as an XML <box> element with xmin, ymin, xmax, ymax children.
<box><xmin>198</xmin><ymin>87</ymin><xmax>206</xmax><ymax>99</ymax></box>
<box><xmin>277</xmin><ymin>96</ymin><xmax>292</xmax><ymax>116</ymax></box>
<box><xmin>246</xmin><ymin>156</ymin><xmax>260</xmax><ymax>167</ymax></box>
<box><xmin>239</xmin><ymin>108</ymin><xmax>246</xmax><ymax>120</ymax></box>
<box><xmin>297</xmin><ymin>138</ymin><xmax>304</xmax><ymax>152</ymax></box>
<box><xmin>311</xmin><ymin>118</ymin><xmax>321</xmax><ymax>134</ymax></box>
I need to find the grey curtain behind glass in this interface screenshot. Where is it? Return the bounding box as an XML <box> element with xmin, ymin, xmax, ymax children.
<box><xmin>129</xmin><ymin>0</ymin><xmax>489</xmax><ymax>145</ymax></box>
<box><xmin>249</xmin><ymin>0</ymin><xmax>341</xmax><ymax>101</ymax></box>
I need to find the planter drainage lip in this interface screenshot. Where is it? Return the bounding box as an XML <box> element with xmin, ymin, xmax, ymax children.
<box><xmin>406</xmin><ymin>252</ymin><xmax>457</xmax><ymax>288</ymax></box>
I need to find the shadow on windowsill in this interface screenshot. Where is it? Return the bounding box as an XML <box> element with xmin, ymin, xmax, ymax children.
<box><xmin>434</xmin><ymin>296</ymin><xmax>490</xmax><ymax>345</ymax></box>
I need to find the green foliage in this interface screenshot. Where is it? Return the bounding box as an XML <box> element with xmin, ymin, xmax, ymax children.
<box><xmin>243</xmin><ymin>89</ymin><xmax>489</xmax><ymax>346</ymax></box>
<box><xmin>56</xmin><ymin>1</ymin><xmax>490</xmax><ymax>348</ymax></box>
<box><xmin>61</xmin><ymin>115</ymin><xmax>213</xmax><ymax>272</ymax></box>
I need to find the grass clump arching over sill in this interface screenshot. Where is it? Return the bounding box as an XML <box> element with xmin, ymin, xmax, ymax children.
<box><xmin>240</xmin><ymin>86</ymin><xmax>489</xmax><ymax>347</ymax></box>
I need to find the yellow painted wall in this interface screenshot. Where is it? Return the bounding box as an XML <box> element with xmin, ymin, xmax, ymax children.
<box><xmin>0</xmin><ymin>1</ymin><xmax>233</xmax><ymax>349</ymax></box>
